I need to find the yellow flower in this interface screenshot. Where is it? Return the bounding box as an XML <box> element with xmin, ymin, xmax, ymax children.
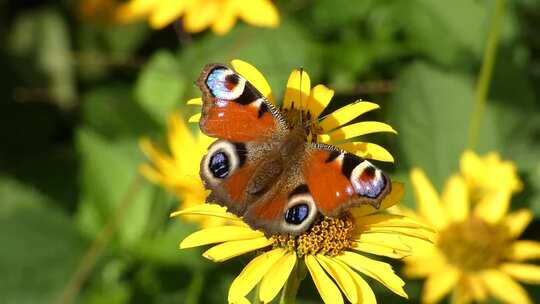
<box><xmin>139</xmin><ymin>112</ymin><xmax>231</xmax><ymax>227</ymax></box>
<box><xmin>460</xmin><ymin>150</ymin><xmax>523</xmax><ymax>201</ymax></box>
<box><xmin>115</xmin><ymin>0</ymin><xmax>279</xmax><ymax>34</ymax></box>
<box><xmin>188</xmin><ymin>59</ymin><xmax>397</xmax><ymax>163</ymax></box>
<box><xmin>173</xmin><ymin>183</ymin><xmax>435</xmax><ymax>304</ymax></box>
<box><xmin>403</xmin><ymin>162</ymin><xmax>540</xmax><ymax>304</ymax></box>
<box><xmin>169</xmin><ymin>59</ymin><xmax>430</xmax><ymax>303</ymax></box>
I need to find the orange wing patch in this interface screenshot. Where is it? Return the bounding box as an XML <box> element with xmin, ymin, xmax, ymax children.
<box><xmin>221</xmin><ymin>163</ymin><xmax>257</xmax><ymax>203</ymax></box>
<box><xmin>201</xmin><ymin>99</ymin><xmax>276</xmax><ymax>142</ymax></box>
<box><xmin>303</xmin><ymin>150</ymin><xmax>355</xmax><ymax>216</ymax></box>
<box><xmin>246</xmin><ymin>191</ymin><xmax>288</xmax><ymax>221</ymax></box>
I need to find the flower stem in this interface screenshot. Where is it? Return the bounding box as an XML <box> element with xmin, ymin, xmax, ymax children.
<box><xmin>467</xmin><ymin>0</ymin><xmax>506</xmax><ymax>149</ymax></box>
<box><xmin>57</xmin><ymin>174</ymin><xmax>144</xmax><ymax>304</ymax></box>
<box><xmin>279</xmin><ymin>259</ymin><xmax>307</xmax><ymax>304</ymax></box>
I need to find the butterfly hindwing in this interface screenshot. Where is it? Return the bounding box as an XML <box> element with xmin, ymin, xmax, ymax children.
<box><xmin>303</xmin><ymin>143</ymin><xmax>391</xmax><ymax>217</ymax></box>
<box><xmin>197</xmin><ymin>64</ymin><xmax>287</xmax><ymax>142</ymax></box>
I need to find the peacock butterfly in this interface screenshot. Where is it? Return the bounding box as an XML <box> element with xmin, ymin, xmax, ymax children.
<box><xmin>196</xmin><ymin>64</ymin><xmax>391</xmax><ymax>236</ymax></box>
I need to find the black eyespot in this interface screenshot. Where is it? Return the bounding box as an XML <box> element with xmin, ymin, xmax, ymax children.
<box><xmin>209</xmin><ymin>151</ymin><xmax>229</xmax><ymax>178</ymax></box>
<box><xmin>285</xmin><ymin>204</ymin><xmax>309</xmax><ymax>225</ymax></box>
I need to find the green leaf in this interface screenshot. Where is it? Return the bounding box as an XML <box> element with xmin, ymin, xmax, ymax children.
<box><xmin>8</xmin><ymin>8</ymin><xmax>76</xmax><ymax>109</ymax></box>
<box><xmin>81</xmin><ymin>259</ymin><xmax>132</xmax><ymax>304</ymax></box>
<box><xmin>81</xmin><ymin>84</ymin><xmax>159</xmax><ymax>139</ymax></box>
<box><xmin>103</xmin><ymin>22</ymin><xmax>150</xmax><ymax>61</ymax></box>
<box><xmin>0</xmin><ymin>176</ymin><xmax>86</xmax><ymax>304</ymax></box>
<box><xmin>135</xmin><ymin>51</ymin><xmax>185</xmax><ymax>124</ymax></box>
<box><xmin>388</xmin><ymin>62</ymin><xmax>476</xmax><ymax>188</ymax></box>
<box><xmin>75</xmin><ymin>128</ymin><xmax>153</xmax><ymax>247</ymax></box>
<box><xmin>401</xmin><ymin>0</ymin><xmax>517</xmax><ymax>66</ymax></box>
<box><xmin>37</xmin><ymin>8</ymin><xmax>76</xmax><ymax>109</ymax></box>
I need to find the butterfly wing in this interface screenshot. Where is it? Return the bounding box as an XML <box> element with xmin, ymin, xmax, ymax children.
<box><xmin>197</xmin><ymin>64</ymin><xmax>288</xmax><ymax>142</ymax></box>
<box><xmin>242</xmin><ymin>142</ymin><xmax>391</xmax><ymax>236</ymax></box>
<box><xmin>198</xmin><ymin>64</ymin><xmax>290</xmax><ymax>216</ymax></box>
<box><xmin>303</xmin><ymin>143</ymin><xmax>391</xmax><ymax>217</ymax></box>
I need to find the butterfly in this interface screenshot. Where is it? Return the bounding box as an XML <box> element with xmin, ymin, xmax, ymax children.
<box><xmin>196</xmin><ymin>64</ymin><xmax>391</xmax><ymax>236</ymax></box>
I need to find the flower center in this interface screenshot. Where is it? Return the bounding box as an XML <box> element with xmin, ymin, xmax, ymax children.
<box><xmin>271</xmin><ymin>215</ymin><xmax>355</xmax><ymax>257</ymax></box>
<box><xmin>437</xmin><ymin>217</ymin><xmax>511</xmax><ymax>271</ymax></box>
<box><xmin>280</xmin><ymin>107</ymin><xmax>323</xmax><ymax>142</ymax></box>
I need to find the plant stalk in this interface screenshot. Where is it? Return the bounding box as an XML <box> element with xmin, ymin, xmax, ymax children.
<box><xmin>279</xmin><ymin>259</ymin><xmax>307</xmax><ymax>304</ymax></box>
<box><xmin>57</xmin><ymin>175</ymin><xmax>144</xmax><ymax>304</ymax></box>
<box><xmin>467</xmin><ymin>0</ymin><xmax>507</xmax><ymax>149</ymax></box>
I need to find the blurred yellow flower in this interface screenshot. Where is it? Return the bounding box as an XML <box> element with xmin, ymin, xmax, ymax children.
<box><xmin>403</xmin><ymin>161</ymin><xmax>540</xmax><ymax>304</ymax></box>
<box><xmin>188</xmin><ymin>59</ymin><xmax>397</xmax><ymax>163</ymax></box>
<box><xmin>460</xmin><ymin>150</ymin><xmax>523</xmax><ymax>201</ymax></box>
<box><xmin>139</xmin><ymin>112</ymin><xmax>231</xmax><ymax>227</ymax></box>
<box><xmin>173</xmin><ymin>183</ymin><xmax>435</xmax><ymax>304</ymax></box>
<box><xmin>116</xmin><ymin>0</ymin><xmax>279</xmax><ymax>34</ymax></box>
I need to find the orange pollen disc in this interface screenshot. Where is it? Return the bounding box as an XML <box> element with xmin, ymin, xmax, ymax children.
<box><xmin>271</xmin><ymin>215</ymin><xmax>355</xmax><ymax>257</ymax></box>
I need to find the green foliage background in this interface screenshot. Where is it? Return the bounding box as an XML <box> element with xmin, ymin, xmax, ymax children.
<box><xmin>1</xmin><ymin>0</ymin><xmax>539</xmax><ymax>303</ymax></box>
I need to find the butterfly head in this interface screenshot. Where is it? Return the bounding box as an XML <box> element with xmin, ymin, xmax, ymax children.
<box><xmin>280</xmin><ymin>107</ymin><xmax>323</xmax><ymax>143</ymax></box>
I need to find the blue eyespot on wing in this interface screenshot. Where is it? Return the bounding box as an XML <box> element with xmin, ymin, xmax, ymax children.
<box><xmin>206</xmin><ymin>68</ymin><xmax>246</xmax><ymax>100</ymax></box>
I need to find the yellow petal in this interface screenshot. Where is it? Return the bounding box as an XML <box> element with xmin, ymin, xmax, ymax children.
<box><xmin>182</xmin><ymin>0</ymin><xmax>219</xmax><ymax>33</ymax></box>
<box><xmin>403</xmin><ymin>247</ymin><xmax>447</xmax><ymax>278</ymax></box>
<box><xmin>441</xmin><ymin>174</ymin><xmax>469</xmax><ymax>221</ymax></box>
<box><xmin>504</xmin><ymin>209</ymin><xmax>533</xmax><ymax>237</ymax></box>
<box><xmin>203</xmin><ymin>237</ymin><xmax>273</xmax><ymax>262</ymax></box>
<box><xmin>353</xmin><ymin>233</ymin><xmax>414</xmax><ymax>252</ymax></box>
<box><xmin>186</xmin><ymin>97</ymin><xmax>202</xmax><ymax>105</ymax></box>
<box><xmin>317</xmin><ymin>255</ymin><xmax>358</xmax><ymax>303</ymax></box>
<box><xmin>238</xmin><ymin>0</ymin><xmax>279</xmax><ymax>28</ymax></box>
<box><xmin>351</xmin><ymin>243</ymin><xmax>408</xmax><ymax>260</ymax></box>
<box><xmin>319</xmin><ymin>101</ymin><xmax>380</xmax><ymax>132</ymax></box>
<box><xmin>501</xmin><ymin>263</ymin><xmax>540</xmax><ymax>284</ymax></box>
<box><xmin>321</xmin><ymin>121</ymin><xmax>397</xmax><ymax>143</ymax></box>
<box><xmin>232</xmin><ymin>297</ymin><xmax>251</xmax><ymax>304</ymax></box>
<box><xmin>305</xmin><ymin>255</ymin><xmax>344</xmax><ymax>304</ymax></box>
<box><xmin>361</xmin><ymin>227</ymin><xmax>435</xmax><ymax>243</ymax></box>
<box><xmin>259</xmin><ymin>252</ymin><xmax>297</xmax><ymax>303</ymax></box>
<box><xmin>508</xmin><ymin>241</ymin><xmax>540</xmax><ymax>261</ymax></box>
<box><xmin>351</xmin><ymin>182</ymin><xmax>404</xmax><ymax>217</ymax></box>
<box><xmin>474</xmin><ymin>190</ymin><xmax>511</xmax><ymax>223</ymax></box>
<box><xmin>168</xmin><ymin>113</ymin><xmax>198</xmax><ymax>168</ymax></box>
<box><xmin>334</xmin><ymin>259</ymin><xmax>377</xmax><ymax>304</ymax></box>
<box><xmin>211</xmin><ymin>1</ymin><xmax>237</xmax><ymax>35</ymax></box>
<box><xmin>410</xmin><ymin>168</ymin><xmax>448</xmax><ymax>229</ymax></box>
<box><xmin>337</xmin><ymin>142</ymin><xmax>394</xmax><ymax>163</ymax></box>
<box><xmin>189</xmin><ymin>113</ymin><xmax>201</xmax><ymax>123</ymax></box>
<box><xmin>481</xmin><ymin>269</ymin><xmax>532</xmax><ymax>304</ymax></box>
<box><xmin>139</xmin><ymin>138</ymin><xmax>179</xmax><ymax>180</ymax></box>
<box><xmin>231</xmin><ymin>59</ymin><xmax>274</xmax><ymax>104</ymax></box>
<box><xmin>180</xmin><ymin>226</ymin><xmax>264</xmax><ymax>249</ymax></box>
<box><xmin>306</xmin><ymin>84</ymin><xmax>334</xmax><ymax>118</ymax></box>
<box><xmin>464</xmin><ymin>274</ymin><xmax>487</xmax><ymax>302</ymax></box>
<box><xmin>170</xmin><ymin>203</ymin><xmax>241</xmax><ymax>221</ymax></box>
<box><xmin>356</xmin><ymin>214</ymin><xmax>435</xmax><ymax>231</ymax></box>
<box><xmin>336</xmin><ymin>251</ymin><xmax>407</xmax><ymax>298</ymax></box>
<box><xmin>451</xmin><ymin>283</ymin><xmax>474</xmax><ymax>304</ymax></box>
<box><xmin>283</xmin><ymin>69</ymin><xmax>310</xmax><ymax>110</ymax></box>
<box><xmin>148</xmin><ymin>0</ymin><xmax>186</xmax><ymax>29</ymax></box>
<box><xmin>421</xmin><ymin>266</ymin><xmax>459</xmax><ymax>304</ymax></box>
<box><xmin>228</xmin><ymin>248</ymin><xmax>285</xmax><ymax>303</ymax></box>
<box><xmin>138</xmin><ymin>163</ymin><xmax>166</xmax><ymax>186</ymax></box>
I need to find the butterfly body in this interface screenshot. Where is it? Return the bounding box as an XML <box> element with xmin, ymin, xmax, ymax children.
<box><xmin>197</xmin><ymin>64</ymin><xmax>391</xmax><ymax>236</ymax></box>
